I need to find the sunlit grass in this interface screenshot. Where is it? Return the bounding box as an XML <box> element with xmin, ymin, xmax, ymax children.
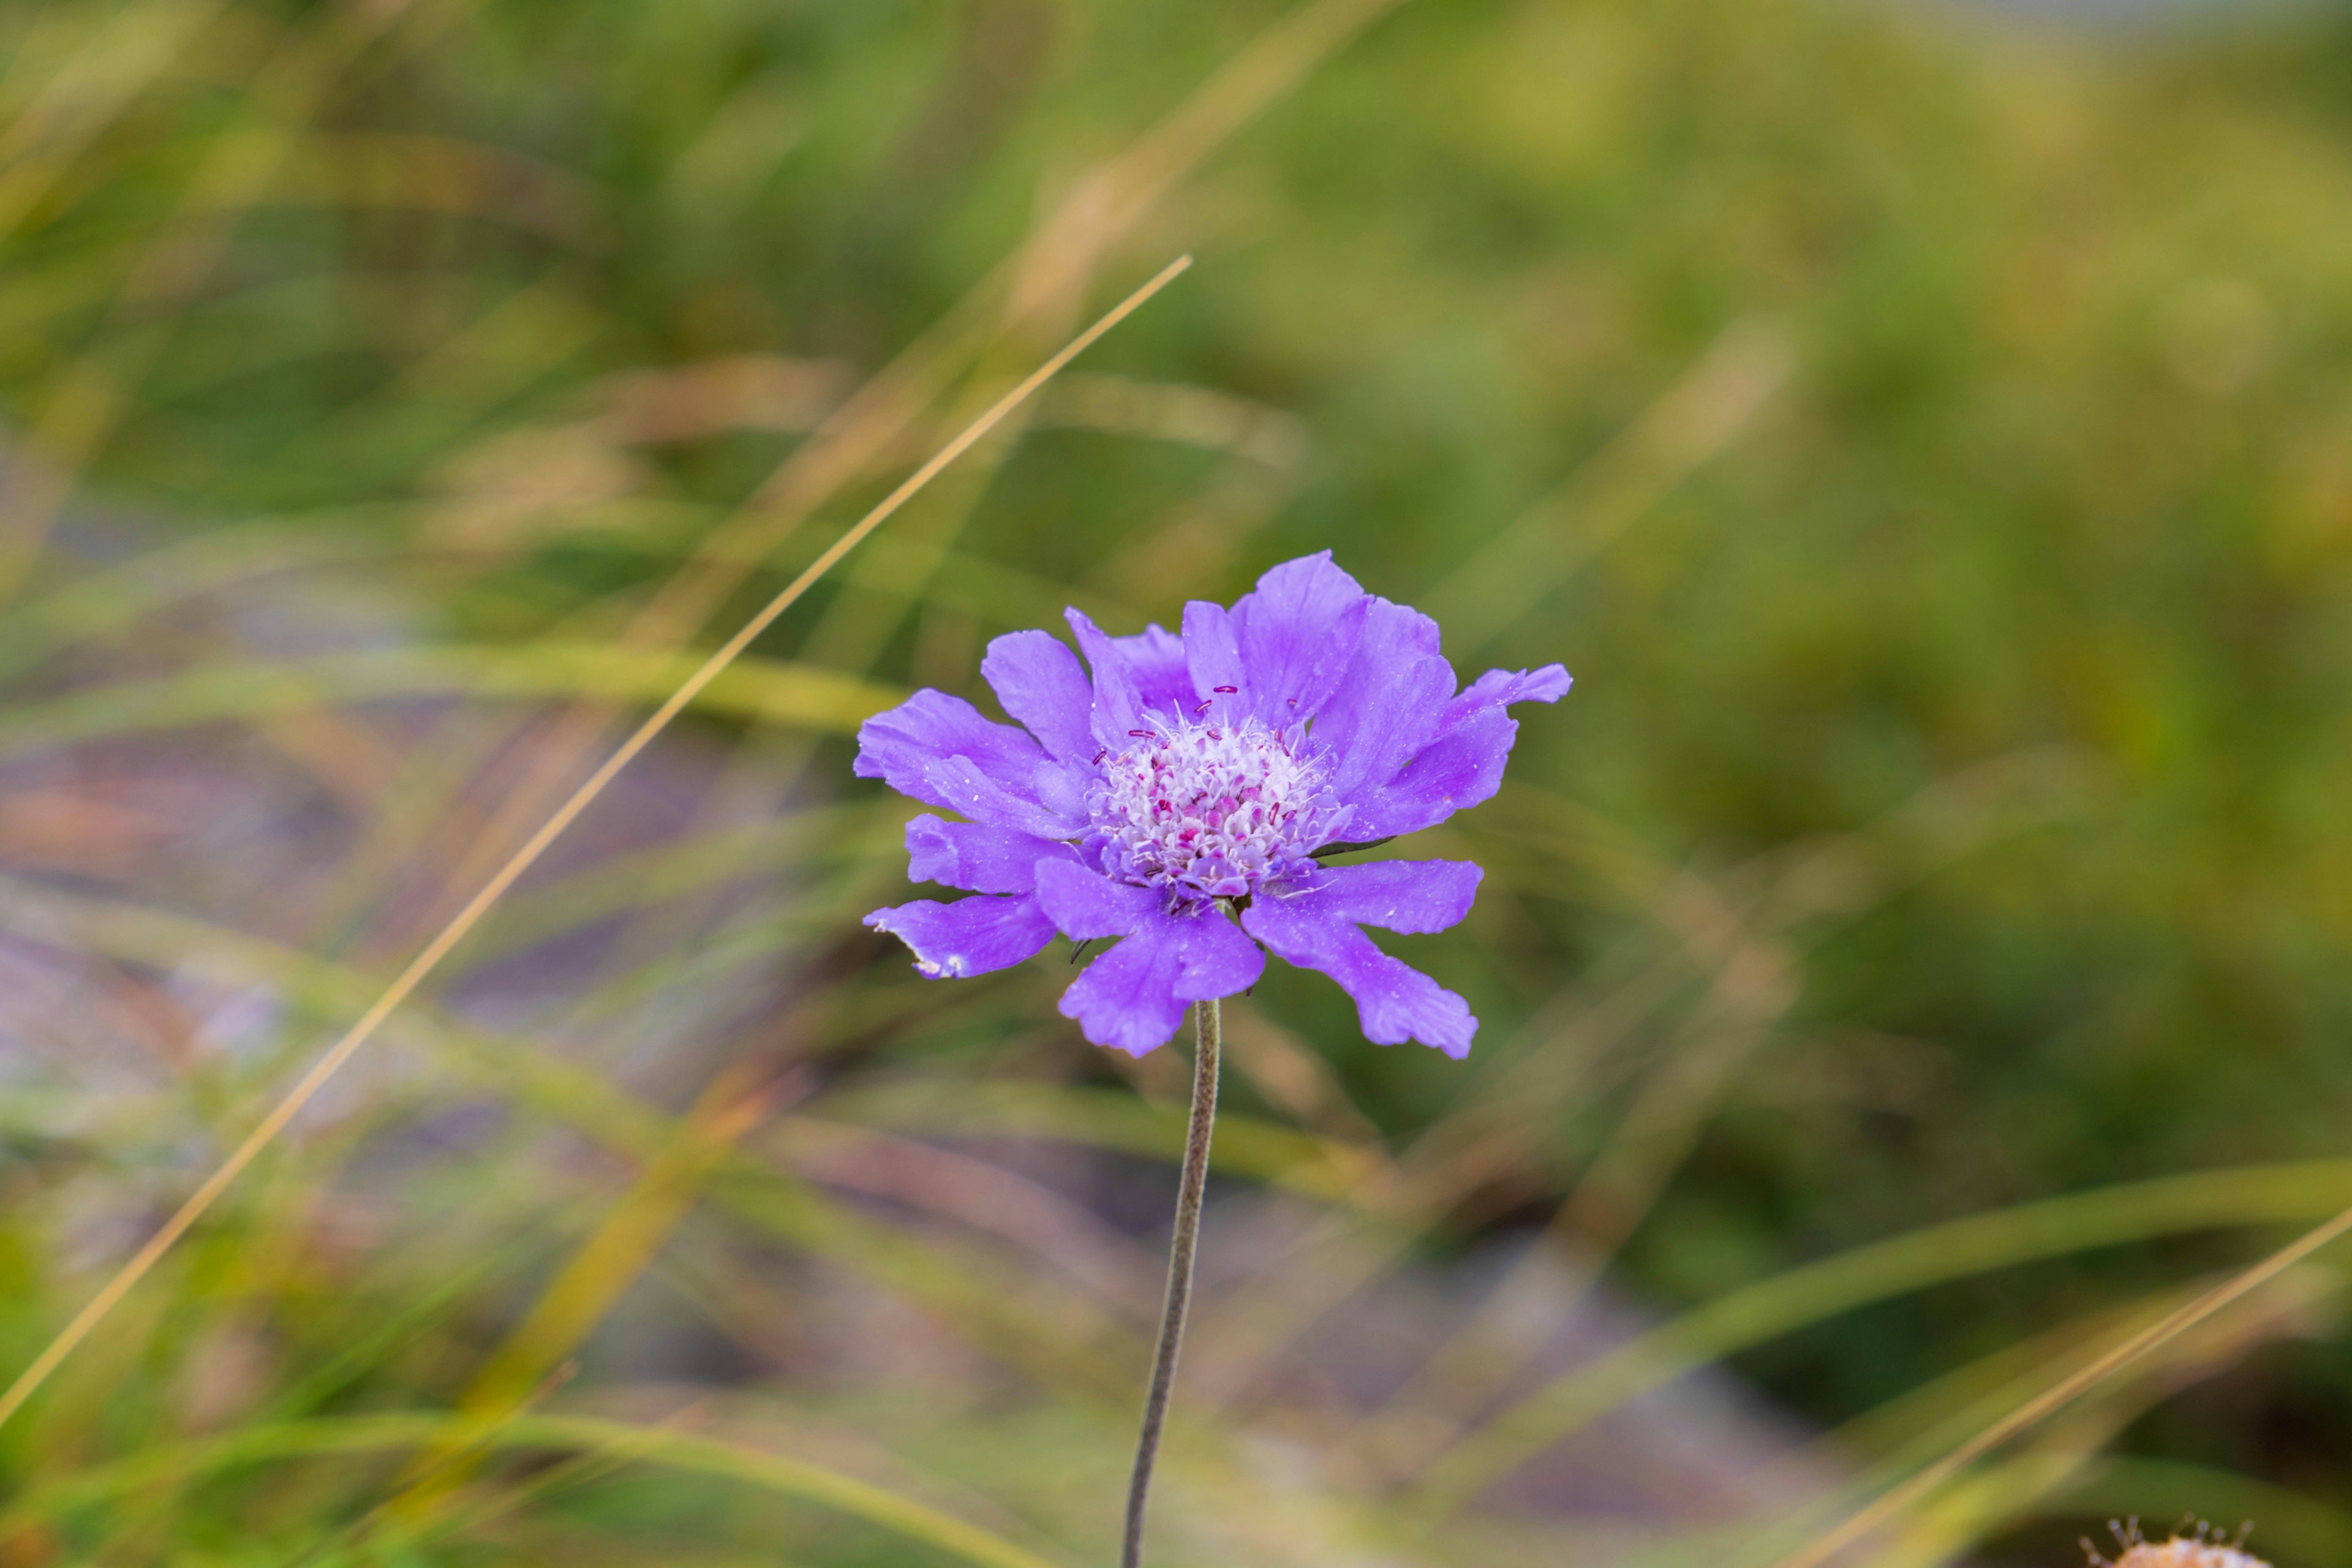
<box><xmin>4</xmin><ymin>0</ymin><xmax>2352</xmax><ymax>1562</ymax></box>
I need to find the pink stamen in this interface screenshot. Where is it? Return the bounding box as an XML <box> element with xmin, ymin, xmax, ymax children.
<box><xmin>1085</xmin><ymin>714</ymin><xmax>1340</xmax><ymax>900</ymax></box>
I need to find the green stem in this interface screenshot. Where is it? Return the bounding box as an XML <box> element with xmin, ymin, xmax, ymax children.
<box><xmin>1120</xmin><ymin>998</ymin><xmax>1221</xmax><ymax>1568</ymax></box>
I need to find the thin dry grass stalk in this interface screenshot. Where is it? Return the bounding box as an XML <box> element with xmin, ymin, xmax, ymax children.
<box><xmin>1767</xmin><ymin>1202</ymin><xmax>2352</xmax><ymax>1568</ymax></box>
<box><xmin>0</xmin><ymin>254</ymin><xmax>1194</xmax><ymax>1436</ymax></box>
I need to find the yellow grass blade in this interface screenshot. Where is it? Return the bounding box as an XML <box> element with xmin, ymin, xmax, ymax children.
<box><xmin>1762</xmin><ymin>1198</ymin><xmax>2352</xmax><ymax>1568</ymax></box>
<box><xmin>0</xmin><ymin>1409</ymin><xmax>1071</xmax><ymax>1568</ymax></box>
<box><xmin>1411</xmin><ymin>1161</ymin><xmax>2352</xmax><ymax>1522</ymax></box>
<box><xmin>0</xmin><ymin>643</ymin><xmax>905</xmax><ymax>757</ymax></box>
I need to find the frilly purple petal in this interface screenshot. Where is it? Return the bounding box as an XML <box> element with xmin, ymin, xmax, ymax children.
<box><xmin>1314</xmin><ymin>596</ymin><xmax>1453</xmax><ymax>804</ymax></box>
<box><xmin>864</xmin><ymin>893</ymin><xmax>1058</xmax><ymax>979</ymax></box>
<box><xmin>1242</xmin><ymin>892</ymin><xmax>1478</xmax><ymax>1057</ymax></box>
<box><xmin>1449</xmin><ymin>663</ymin><xmax>1574</xmax><ymax>716</ymax></box>
<box><xmin>1065</xmin><ymin>608</ymin><xmax>1152</xmax><ymax>746</ymax></box>
<box><xmin>1231</xmin><ymin>551</ymin><xmax>1370</xmax><ymax>728</ymax></box>
<box><xmin>1032</xmin><ymin>857</ymin><xmax>1159</xmax><ymax>940</ymax></box>
<box><xmin>854</xmin><ymin>690</ymin><xmax>1087</xmax><ymax>838</ymax></box>
<box><xmin>1031</xmin><ymin>861</ymin><xmax>1265</xmax><ymax>1054</ymax></box>
<box><xmin>1338</xmin><ymin>660</ymin><xmax>1571</xmax><ymax>838</ymax></box>
<box><xmin>981</xmin><ymin>629</ymin><xmax>1098</xmax><ymax>767</ymax></box>
<box><xmin>904</xmin><ymin>814</ymin><xmax>1077</xmax><ymax>894</ymax></box>
<box><xmin>1108</xmin><ymin>622</ymin><xmax>1194</xmax><ymax>720</ymax></box>
<box><xmin>1286</xmin><ymin>858</ymin><xmax>1483</xmax><ymax>933</ymax></box>
<box><xmin>1179</xmin><ymin>599</ymin><xmax>1248</xmax><ymax>724</ymax></box>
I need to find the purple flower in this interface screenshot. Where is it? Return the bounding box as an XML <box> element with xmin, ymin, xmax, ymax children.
<box><xmin>856</xmin><ymin>552</ymin><xmax>1570</xmax><ymax>1059</ymax></box>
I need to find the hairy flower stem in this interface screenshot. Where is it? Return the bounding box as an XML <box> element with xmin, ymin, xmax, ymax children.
<box><xmin>1121</xmin><ymin>998</ymin><xmax>1220</xmax><ymax>1568</ymax></box>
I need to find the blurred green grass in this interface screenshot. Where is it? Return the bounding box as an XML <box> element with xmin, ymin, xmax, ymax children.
<box><xmin>4</xmin><ymin>0</ymin><xmax>2352</xmax><ymax>1562</ymax></box>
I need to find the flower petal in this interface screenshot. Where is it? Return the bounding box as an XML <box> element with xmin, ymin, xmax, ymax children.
<box><xmin>1110</xmin><ymin>622</ymin><xmax>1195</xmax><ymax>720</ymax></box>
<box><xmin>1242</xmin><ymin>892</ymin><xmax>1477</xmax><ymax>1058</ymax></box>
<box><xmin>1343</xmin><ymin>707</ymin><xmax>1513</xmax><ymax>839</ymax></box>
<box><xmin>1285</xmin><ymin>858</ymin><xmax>1483</xmax><ymax>933</ymax></box>
<box><xmin>1031</xmin><ymin>856</ymin><xmax>1159</xmax><ymax>939</ymax></box>
<box><xmin>1313</xmin><ymin>595</ymin><xmax>1455</xmax><ymax>805</ymax></box>
<box><xmin>1446</xmin><ymin>663</ymin><xmax>1574</xmax><ymax>719</ymax></box>
<box><xmin>1055</xmin><ymin>900</ymin><xmax>1267</xmax><ymax>1056</ymax></box>
<box><xmin>1056</xmin><ymin>934</ymin><xmax>1186</xmax><ymax>1057</ymax></box>
<box><xmin>1341</xmin><ymin>660</ymin><xmax>1571</xmax><ymax>839</ymax></box>
<box><xmin>1065</xmin><ymin>608</ymin><xmax>1157</xmax><ymax>747</ymax></box>
<box><xmin>903</xmin><ymin>814</ymin><xmax>1077</xmax><ymax>894</ymax></box>
<box><xmin>855</xmin><ymin>690</ymin><xmax>1088</xmax><ymax>837</ymax></box>
<box><xmin>865</xmin><ymin>893</ymin><xmax>1058</xmax><ymax>979</ymax></box>
<box><xmin>980</xmin><ymin>629</ymin><xmax>1097</xmax><ymax>766</ymax></box>
<box><xmin>1231</xmin><ymin>551</ymin><xmax>1371</xmax><ymax>728</ymax></box>
<box><xmin>1180</xmin><ymin>598</ymin><xmax>1249</xmax><ymax>723</ymax></box>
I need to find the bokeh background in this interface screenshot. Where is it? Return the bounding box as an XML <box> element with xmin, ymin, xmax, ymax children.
<box><xmin>4</xmin><ymin>0</ymin><xmax>2352</xmax><ymax>1561</ymax></box>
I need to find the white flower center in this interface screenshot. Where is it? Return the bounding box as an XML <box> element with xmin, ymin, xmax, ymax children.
<box><xmin>1089</xmin><ymin>717</ymin><xmax>1340</xmax><ymax>899</ymax></box>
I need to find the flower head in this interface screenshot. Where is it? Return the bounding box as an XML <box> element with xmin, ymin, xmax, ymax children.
<box><xmin>2084</xmin><ymin>1520</ymin><xmax>2268</xmax><ymax>1568</ymax></box>
<box><xmin>855</xmin><ymin>552</ymin><xmax>1569</xmax><ymax>1058</ymax></box>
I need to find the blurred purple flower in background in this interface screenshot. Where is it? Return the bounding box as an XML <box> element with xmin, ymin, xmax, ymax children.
<box><xmin>857</xmin><ymin>552</ymin><xmax>1569</xmax><ymax>1057</ymax></box>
